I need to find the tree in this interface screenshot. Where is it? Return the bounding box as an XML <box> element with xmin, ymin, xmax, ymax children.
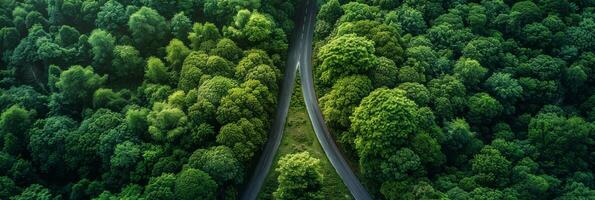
<box><xmin>0</xmin><ymin>86</ymin><xmax>47</xmax><ymax>114</ymax></box>
<box><xmin>443</xmin><ymin>119</ymin><xmax>483</xmax><ymax>166</ymax></box>
<box><xmin>371</xmin><ymin>57</ymin><xmax>399</xmax><ymax>88</ymax></box>
<box><xmin>111</xmin><ymin>45</ymin><xmax>144</xmax><ymax>81</ymax></box>
<box><xmin>320</xmin><ymin>75</ymin><xmax>373</xmax><ymax>129</ymax></box>
<box><xmin>27</xmin><ymin>116</ymin><xmax>77</xmax><ymax>176</ymax></box>
<box><xmin>274</xmin><ymin>152</ymin><xmax>323</xmax><ymax>200</ymax></box>
<box><xmin>188</xmin><ymin>76</ymin><xmax>237</xmax><ymax>124</ymax></box>
<box><xmin>212</xmin><ymin>38</ymin><xmax>243</xmax><ymax>63</ymax></box>
<box><xmin>484</xmin><ymin>72</ymin><xmax>523</xmax><ymax>104</ymax></box>
<box><xmin>178</xmin><ymin>51</ymin><xmax>206</xmax><ymax>91</ymax></box>
<box><xmin>50</xmin><ymin>65</ymin><xmax>106</xmax><ymax>116</ymax></box>
<box><xmin>0</xmin><ymin>176</ymin><xmax>19</xmax><ymax>199</ymax></box>
<box><xmin>511</xmin><ymin>1</ymin><xmax>543</xmax><ymax>25</ymax></box>
<box><xmin>147</xmin><ymin>102</ymin><xmax>187</xmax><ymax>143</ymax></box>
<box><xmin>396</xmin><ymin>82</ymin><xmax>431</xmax><ymax>106</ymax></box>
<box><xmin>427</xmin><ymin>75</ymin><xmax>467</xmax><ymax>120</ymax></box>
<box><xmin>144</xmin><ymin>173</ymin><xmax>176</xmax><ymax>200</ymax></box>
<box><xmin>186</xmin><ymin>146</ymin><xmax>244</xmax><ymax>185</ymax></box>
<box><xmin>165</xmin><ymin>39</ymin><xmax>190</xmax><ymax>72</ymax></box>
<box><xmin>0</xmin><ymin>105</ymin><xmax>33</xmax><ymax>156</ymax></box>
<box><xmin>471</xmin><ymin>146</ymin><xmax>512</xmax><ymax>187</ymax></box>
<box><xmin>453</xmin><ymin>58</ymin><xmax>488</xmax><ymax>90</ymax></box>
<box><xmin>10</xmin><ymin>184</ymin><xmax>53</xmax><ymax>200</ymax></box>
<box><xmin>216</xmin><ymin>118</ymin><xmax>266</xmax><ymax>162</ymax></box>
<box><xmin>145</xmin><ymin>57</ymin><xmax>171</xmax><ymax>84</ymax></box>
<box><xmin>351</xmin><ymin>88</ymin><xmax>431</xmax><ymax>181</ymax></box>
<box><xmin>216</xmin><ymin>80</ymin><xmax>274</xmax><ymax>125</ymax></box>
<box><xmin>96</xmin><ymin>0</ymin><xmax>127</xmax><ymax>33</ymax></box>
<box><xmin>317</xmin><ymin>0</ymin><xmax>342</xmax><ymax>24</ymax></box>
<box><xmin>467</xmin><ymin>93</ymin><xmax>503</xmax><ymax>124</ymax></box>
<box><xmin>128</xmin><ymin>7</ymin><xmax>167</xmax><ymax>53</ymax></box>
<box><xmin>65</xmin><ymin>109</ymin><xmax>124</xmax><ymax>176</ymax></box>
<box><xmin>317</xmin><ymin>34</ymin><xmax>378</xmax><ymax>84</ymax></box>
<box><xmin>88</xmin><ymin>29</ymin><xmax>115</xmax><ymax>71</ymax></box>
<box><xmin>394</xmin><ymin>6</ymin><xmax>427</xmax><ymax>35</ymax></box>
<box><xmin>462</xmin><ymin>37</ymin><xmax>502</xmax><ymax>69</ymax></box>
<box><xmin>175</xmin><ymin>168</ymin><xmax>217</xmax><ymax>200</ymax></box>
<box><xmin>528</xmin><ymin>113</ymin><xmax>592</xmax><ymax>176</ymax></box>
<box><xmin>519</xmin><ymin>55</ymin><xmax>566</xmax><ymax>80</ymax></box>
<box><xmin>188</xmin><ymin>22</ymin><xmax>220</xmax><ymax>51</ymax></box>
<box><xmin>339</xmin><ymin>2</ymin><xmax>377</xmax><ymax>23</ymax></box>
<box><xmin>170</xmin><ymin>12</ymin><xmax>192</xmax><ymax>41</ymax></box>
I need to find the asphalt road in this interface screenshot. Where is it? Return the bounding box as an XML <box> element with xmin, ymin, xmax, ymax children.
<box><xmin>298</xmin><ymin>1</ymin><xmax>373</xmax><ymax>200</ymax></box>
<box><xmin>239</xmin><ymin>0</ymin><xmax>306</xmax><ymax>199</ymax></box>
<box><xmin>241</xmin><ymin>0</ymin><xmax>372</xmax><ymax>199</ymax></box>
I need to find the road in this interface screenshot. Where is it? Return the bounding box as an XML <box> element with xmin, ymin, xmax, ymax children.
<box><xmin>241</xmin><ymin>0</ymin><xmax>372</xmax><ymax>199</ymax></box>
<box><xmin>298</xmin><ymin>1</ymin><xmax>373</xmax><ymax>200</ymax></box>
<box><xmin>239</xmin><ymin>0</ymin><xmax>305</xmax><ymax>199</ymax></box>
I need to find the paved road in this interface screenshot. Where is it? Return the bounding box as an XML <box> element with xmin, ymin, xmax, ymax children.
<box><xmin>241</xmin><ymin>0</ymin><xmax>372</xmax><ymax>199</ymax></box>
<box><xmin>239</xmin><ymin>0</ymin><xmax>307</xmax><ymax>199</ymax></box>
<box><xmin>298</xmin><ymin>2</ymin><xmax>373</xmax><ymax>200</ymax></box>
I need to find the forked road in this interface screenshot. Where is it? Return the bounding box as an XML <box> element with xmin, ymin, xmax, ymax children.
<box><xmin>241</xmin><ymin>0</ymin><xmax>372</xmax><ymax>199</ymax></box>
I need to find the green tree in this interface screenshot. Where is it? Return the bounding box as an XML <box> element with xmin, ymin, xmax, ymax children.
<box><xmin>453</xmin><ymin>58</ymin><xmax>488</xmax><ymax>90</ymax></box>
<box><xmin>318</xmin><ymin>34</ymin><xmax>378</xmax><ymax>84</ymax></box>
<box><xmin>471</xmin><ymin>146</ymin><xmax>512</xmax><ymax>187</ymax></box>
<box><xmin>528</xmin><ymin>113</ymin><xmax>592</xmax><ymax>176</ymax></box>
<box><xmin>186</xmin><ymin>146</ymin><xmax>244</xmax><ymax>185</ymax></box>
<box><xmin>27</xmin><ymin>116</ymin><xmax>77</xmax><ymax>176</ymax></box>
<box><xmin>320</xmin><ymin>75</ymin><xmax>373</xmax><ymax>129</ymax></box>
<box><xmin>212</xmin><ymin>38</ymin><xmax>243</xmax><ymax>63</ymax></box>
<box><xmin>317</xmin><ymin>0</ymin><xmax>342</xmax><ymax>23</ymax></box>
<box><xmin>0</xmin><ymin>176</ymin><xmax>19</xmax><ymax>199</ymax></box>
<box><xmin>111</xmin><ymin>45</ymin><xmax>144</xmax><ymax>81</ymax></box>
<box><xmin>274</xmin><ymin>152</ymin><xmax>323</xmax><ymax>200</ymax></box>
<box><xmin>396</xmin><ymin>82</ymin><xmax>431</xmax><ymax>106</ymax></box>
<box><xmin>144</xmin><ymin>173</ymin><xmax>176</xmax><ymax>200</ymax></box>
<box><xmin>10</xmin><ymin>184</ymin><xmax>53</xmax><ymax>200</ymax></box>
<box><xmin>147</xmin><ymin>102</ymin><xmax>187</xmax><ymax>143</ymax></box>
<box><xmin>145</xmin><ymin>57</ymin><xmax>171</xmax><ymax>84</ymax></box>
<box><xmin>216</xmin><ymin>118</ymin><xmax>266</xmax><ymax>162</ymax></box>
<box><xmin>88</xmin><ymin>29</ymin><xmax>115</xmax><ymax>71</ymax></box>
<box><xmin>188</xmin><ymin>76</ymin><xmax>237</xmax><ymax>124</ymax></box>
<box><xmin>128</xmin><ymin>7</ymin><xmax>167</xmax><ymax>53</ymax></box>
<box><xmin>165</xmin><ymin>39</ymin><xmax>191</xmax><ymax>72</ymax></box>
<box><xmin>0</xmin><ymin>105</ymin><xmax>33</xmax><ymax>155</ymax></box>
<box><xmin>170</xmin><ymin>12</ymin><xmax>192</xmax><ymax>42</ymax></box>
<box><xmin>216</xmin><ymin>80</ymin><xmax>273</xmax><ymax>125</ymax></box>
<box><xmin>351</xmin><ymin>88</ymin><xmax>433</xmax><ymax>181</ymax></box>
<box><xmin>96</xmin><ymin>0</ymin><xmax>127</xmax><ymax>33</ymax></box>
<box><xmin>175</xmin><ymin>168</ymin><xmax>217</xmax><ymax>200</ymax></box>
<box><xmin>467</xmin><ymin>93</ymin><xmax>503</xmax><ymax>124</ymax></box>
<box><xmin>188</xmin><ymin>22</ymin><xmax>220</xmax><ymax>51</ymax></box>
<box><xmin>50</xmin><ymin>65</ymin><xmax>106</xmax><ymax>116</ymax></box>
<box><xmin>484</xmin><ymin>72</ymin><xmax>523</xmax><ymax>104</ymax></box>
<box><xmin>65</xmin><ymin>109</ymin><xmax>124</xmax><ymax>177</ymax></box>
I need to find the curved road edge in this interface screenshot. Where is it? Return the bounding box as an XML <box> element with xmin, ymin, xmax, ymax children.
<box><xmin>239</xmin><ymin>1</ymin><xmax>307</xmax><ymax>199</ymax></box>
<box><xmin>298</xmin><ymin>2</ymin><xmax>373</xmax><ymax>200</ymax></box>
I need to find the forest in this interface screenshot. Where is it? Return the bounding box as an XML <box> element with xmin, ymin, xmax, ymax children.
<box><xmin>0</xmin><ymin>0</ymin><xmax>594</xmax><ymax>199</ymax></box>
<box><xmin>313</xmin><ymin>0</ymin><xmax>594</xmax><ymax>199</ymax></box>
<box><xmin>0</xmin><ymin>0</ymin><xmax>297</xmax><ymax>199</ymax></box>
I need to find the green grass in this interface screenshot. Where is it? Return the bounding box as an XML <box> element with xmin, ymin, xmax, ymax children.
<box><xmin>257</xmin><ymin>83</ymin><xmax>352</xmax><ymax>200</ymax></box>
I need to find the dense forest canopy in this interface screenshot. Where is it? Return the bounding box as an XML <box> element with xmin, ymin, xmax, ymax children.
<box><xmin>315</xmin><ymin>0</ymin><xmax>594</xmax><ymax>199</ymax></box>
<box><xmin>0</xmin><ymin>0</ymin><xmax>297</xmax><ymax>199</ymax></box>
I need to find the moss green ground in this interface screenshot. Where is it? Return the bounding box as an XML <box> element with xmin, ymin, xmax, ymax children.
<box><xmin>257</xmin><ymin>81</ymin><xmax>353</xmax><ymax>200</ymax></box>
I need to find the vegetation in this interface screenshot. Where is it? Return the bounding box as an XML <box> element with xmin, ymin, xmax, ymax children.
<box><xmin>0</xmin><ymin>0</ymin><xmax>297</xmax><ymax>199</ymax></box>
<box><xmin>315</xmin><ymin>0</ymin><xmax>595</xmax><ymax>199</ymax></box>
<box><xmin>259</xmin><ymin>85</ymin><xmax>351</xmax><ymax>200</ymax></box>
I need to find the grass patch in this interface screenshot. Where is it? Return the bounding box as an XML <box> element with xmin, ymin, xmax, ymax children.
<box><xmin>257</xmin><ymin>83</ymin><xmax>352</xmax><ymax>200</ymax></box>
